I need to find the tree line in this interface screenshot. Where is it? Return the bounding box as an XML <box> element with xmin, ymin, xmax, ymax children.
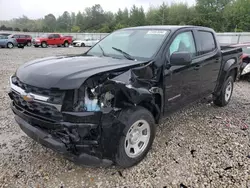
<box><xmin>0</xmin><ymin>0</ymin><xmax>249</xmax><ymax>33</ymax></box>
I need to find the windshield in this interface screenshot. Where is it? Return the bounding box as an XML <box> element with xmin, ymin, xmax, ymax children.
<box><xmin>87</xmin><ymin>29</ymin><xmax>170</xmax><ymax>60</ymax></box>
<box><xmin>242</xmin><ymin>46</ymin><xmax>250</xmax><ymax>54</ymax></box>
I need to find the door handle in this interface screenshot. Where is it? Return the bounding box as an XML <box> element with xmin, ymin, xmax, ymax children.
<box><xmin>194</xmin><ymin>65</ymin><xmax>201</xmax><ymax>70</ymax></box>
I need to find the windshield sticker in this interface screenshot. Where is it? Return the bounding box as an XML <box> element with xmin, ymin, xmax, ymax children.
<box><xmin>147</xmin><ymin>30</ymin><xmax>167</xmax><ymax>35</ymax></box>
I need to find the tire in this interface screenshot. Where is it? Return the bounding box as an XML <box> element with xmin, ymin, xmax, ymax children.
<box><xmin>27</xmin><ymin>41</ymin><xmax>32</xmax><ymax>46</ymax></box>
<box><xmin>115</xmin><ymin>106</ymin><xmax>156</xmax><ymax>168</ymax></box>
<box><xmin>213</xmin><ymin>75</ymin><xmax>234</xmax><ymax>107</ymax></box>
<box><xmin>7</xmin><ymin>42</ymin><xmax>14</xmax><ymax>49</ymax></box>
<box><xmin>64</xmin><ymin>41</ymin><xmax>69</xmax><ymax>47</ymax></box>
<box><xmin>34</xmin><ymin>45</ymin><xmax>39</xmax><ymax>48</ymax></box>
<box><xmin>81</xmin><ymin>43</ymin><xmax>85</xmax><ymax>47</ymax></box>
<box><xmin>41</xmin><ymin>42</ymin><xmax>47</xmax><ymax>48</ymax></box>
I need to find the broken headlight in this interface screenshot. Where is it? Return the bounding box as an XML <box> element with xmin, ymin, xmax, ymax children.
<box><xmin>73</xmin><ymin>86</ymin><xmax>114</xmax><ymax>112</ymax></box>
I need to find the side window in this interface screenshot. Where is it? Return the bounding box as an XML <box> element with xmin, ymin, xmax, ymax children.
<box><xmin>198</xmin><ymin>31</ymin><xmax>216</xmax><ymax>55</ymax></box>
<box><xmin>48</xmin><ymin>34</ymin><xmax>54</xmax><ymax>38</ymax></box>
<box><xmin>13</xmin><ymin>35</ymin><xmax>19</xmax><ymax>39</ymax></box>
<box><xmin>169</xmin><ymin>31</ymin><xmax>196</xmax><ymax>57</ymax></box>
<box><xmin>53</xmin><ymin>34</ymin><xmax>60</xmax><ymax>38</ymax></box>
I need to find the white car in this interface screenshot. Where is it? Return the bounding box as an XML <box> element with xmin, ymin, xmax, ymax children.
<box><xmin>72</xmin><ymin>39</ymin><xmax>100</xmax><ymax>47</ymax></box>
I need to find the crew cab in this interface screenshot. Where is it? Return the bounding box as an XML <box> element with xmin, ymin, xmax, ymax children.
<box><xmin>9</xmin><ymin>34</ymin><xmax>32</xmax><ymax>47</ymax></box>
<box><xmin>33</xmin><ymin>33</ymin><xmax>72</xmax><ymax>48</ymax></box>
<box><xmin>8</xmin><ymin>26</ymin><xmax>242</xmax><ymax>168</ymax></box>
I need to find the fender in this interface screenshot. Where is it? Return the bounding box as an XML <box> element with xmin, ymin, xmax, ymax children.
<box><xmin>223</xmin><ymin>58</ymin><xmax>236</xmax><ymax>72</ymax></box>
<box><xmin>214</xmin><ymin>58</ymin><xmax>239</xmax><ymax>96</ymax></box>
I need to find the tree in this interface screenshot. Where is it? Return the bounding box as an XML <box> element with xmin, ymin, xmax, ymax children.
<box><xmin>76</xmin><ymin>11</ymin><xmax>84</xmax><ymax>31</ymax></box>
<box><xmin>195</xmin><ymin>0</ymin><xmax>233</xmax><ymax>31</ymax></box>
<box><xmin>0</xmin><ymin>25</ymin><xmax>7</xmax><ymax>30</ymax></box>
<box><xmin>14</xmin><ymin>27</ymin><xmax>20</xmax><ymax>31</ymax></box>
<box><xmin>224</xmin><ymin>0</ymin><xmax>250</xmax><ymax>32</ymax></box>
<box><xmin>129</xmin><ymin>5</ymin><xmax>146</xmax><ymax>27</ymax></box>
<box><xmin>71</xmin><ymin>25</ymin><xmax>80</xmax><ymax>32</ymax></box>
<box><xmin>43</xmin><ymin>14</ymin><xmax>56</xmax><ymax>32</ymax></box>
<box><xmin>57</xmin><ymin>11</ymin><xmax>71</xmax><ymax>31</ymax></box>
<box><xmin>71</xmin><ymin>12</ymin><xmax>76</xmax><ymax>28</ymax></box>
<box><xmin>0</xmin><ymin>1</ymin><xmax>249</xmax><ymax>33</ymax></box>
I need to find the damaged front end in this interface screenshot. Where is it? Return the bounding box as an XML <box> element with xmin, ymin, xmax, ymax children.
<box><xmin>9</xmin><ymin>62</ymin><xmax>163</xmax><ymax>166</ymax></box>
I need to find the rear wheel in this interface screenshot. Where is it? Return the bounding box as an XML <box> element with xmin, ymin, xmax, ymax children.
<box><xmin>213</xmin><ymin>75</ymin><xmax>234</xmax><ymax>107</ymax></box>
<box><xmin>41</xmin><ymin>42</ymin><xmax>47</xmax><ymax>48</ymax></box>
<box><xmin>27</xmin><ymin>41</ymin><xmax>32</xmax><ymax>46</ymax></box>
<box><xmin>7</xmin><ymin>42</ymin><xmax>14</xmax><ymax>49</ymax></box>
<box><xmin>64</xmin><ymin>41</ymin><xmax>69</xmax><ymax>47</ymax></box>
<box><xmin>115</xmin><ymin>107</ymin><xmax>156</xmax><ymax>168</ymax></box>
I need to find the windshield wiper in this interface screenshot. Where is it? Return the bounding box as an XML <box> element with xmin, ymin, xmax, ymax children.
<box><xmin>112</xmin><ymin>47</ymin><xmax>136</xmax><ymax>61</ymax></box>
<box><xmin>98</xmin><ymin>44</ymin><xmax>109</xmax><ymax>57</ymax></box>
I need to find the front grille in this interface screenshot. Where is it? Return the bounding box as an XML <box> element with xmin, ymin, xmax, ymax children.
<box><xmin>12</xmin><ymin>77</ymin><xmax>65</xmax><ymax>104</ymax></box>
<box><xmin>11</xmin><ymin>91</ymin><xmax>62</xmax><ymax>121</ymax></box>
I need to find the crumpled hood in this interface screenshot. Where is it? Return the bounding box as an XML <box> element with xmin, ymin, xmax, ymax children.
<box><xmin>16</xmin><ymin>55</ymin><xmax>145</xmax><ymax>89</ymax></box>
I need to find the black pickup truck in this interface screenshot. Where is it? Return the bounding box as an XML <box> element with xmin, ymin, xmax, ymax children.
<box><xmin>8</xmin><ymin>26</ymin><xmax>242</xmax><ymax>168</ymax></box>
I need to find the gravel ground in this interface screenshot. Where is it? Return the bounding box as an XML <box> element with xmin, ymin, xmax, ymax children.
<box><xmin>0</xmin><ymin>47</ymin><xmax>249</xmax><ymax>188</ymax></box>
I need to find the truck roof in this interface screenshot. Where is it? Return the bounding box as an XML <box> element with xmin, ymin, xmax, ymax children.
<box><xmin>121</xmin><ymin>25</ymin><xmax>214</xmax><ymax>32</ymax></box>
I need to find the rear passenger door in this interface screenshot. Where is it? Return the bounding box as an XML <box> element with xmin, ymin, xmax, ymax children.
<box><xmin>19</xmin><ymin>35</ymin><xmax>26</xmax><ymax>44</ymax></box>
<box><xmin>195</xmin><ymin>30</ymin><xmax>221</xmax><ymax>96</ymax></box>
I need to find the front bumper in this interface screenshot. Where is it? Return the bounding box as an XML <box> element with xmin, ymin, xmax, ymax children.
<box><xmin>10</xmin><ymin>102</ymin><xmax>121</xmax><ymax>167</ymax></box>
<box><xmin>14</xmin><ymin>114</ymin><xmax>112</xmax><ymax>167</ymax></box>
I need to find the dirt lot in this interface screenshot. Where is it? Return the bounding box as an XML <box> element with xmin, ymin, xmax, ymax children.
<box><xmin>0</xmin><ymin>47</ymin><xmax>249</xmax><ymax>188</ymax></box>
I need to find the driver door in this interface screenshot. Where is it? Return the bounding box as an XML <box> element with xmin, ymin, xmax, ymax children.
<box><xmin>164</xmin><ymin>30</ymin><xmax>201</xmax><ymax>113</ymax></box>
<box><xmin>47</xmin><ymin>34</ymin><xmax>54</xmax><ymax>45</ymax></box>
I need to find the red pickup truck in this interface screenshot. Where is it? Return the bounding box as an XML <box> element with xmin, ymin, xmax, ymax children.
<box><xmin>33</xmin><ymin>33</ymin><xmax>72</xmax><ymax>48</ymax></box>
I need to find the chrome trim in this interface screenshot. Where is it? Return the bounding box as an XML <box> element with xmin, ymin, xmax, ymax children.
<box><xmin>10</xmin><ymin>76</ymin><xmax>62</xmax><ymax>111</ymax></box>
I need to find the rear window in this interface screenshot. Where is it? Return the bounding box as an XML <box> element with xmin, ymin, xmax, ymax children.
<box><xmin>198</xmin><ymin>31</ymin><xmax>216</xmax><ymax>55</ymax></box>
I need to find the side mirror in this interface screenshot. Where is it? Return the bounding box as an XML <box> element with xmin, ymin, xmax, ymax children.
<box><xmin>170</xmin><ymin>52</ymin><xmax>192</xmax><ymax>66</ymax></box>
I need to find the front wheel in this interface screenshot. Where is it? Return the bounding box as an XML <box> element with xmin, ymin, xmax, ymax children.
<box><xmin>81</xmin><ymin>43</ymin><xmax>85</xmax><ymax>47</ymax></box>
<box><xmin>41</xmin><ymin>42</ymin><xmax>47</xmax><ymax>48</ymax></box>
<box><xmin>115</xmin><ymin>107</ymin><xmax>156</xmax><ymax>168</ymax></box>
<box><xmin>213</xmin><ymin>75</ymin><xmax>234</xmax><ymax>107</ymax></box>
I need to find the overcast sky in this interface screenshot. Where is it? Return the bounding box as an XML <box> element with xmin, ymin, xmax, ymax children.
<box><xmin>0</xmin><ymin>0</ymin><xmax>195</xmax><ymax>20</ymax></box>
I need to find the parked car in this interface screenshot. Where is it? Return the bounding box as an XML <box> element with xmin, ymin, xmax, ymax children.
<box><xmin>72</xmin><ymin>39</ymin><xmax>99</xmax><ymax>47</ymax></box>
<box><xmin>0</xmin><ymin>35</ymin><xmax>18</xmax><ymax>48</ymax></box>
<box><xmin>8</xmin><ymin>26</ymin><xmax>242</xmax><ymax>168</ymax></box>
<box><xmin>33</xmin><ymin>33</ymin><xmax>72</xmax><ymax>48</ymax></box>
<box><xmin>9</xmin><ymin>34</ymin><xmax>32</xmax><ymax>47</ymax></box>
<box><xmin>230</xmin><ymin>43</ymin><xmax>250</xmax><ymax>80</ymax></box>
